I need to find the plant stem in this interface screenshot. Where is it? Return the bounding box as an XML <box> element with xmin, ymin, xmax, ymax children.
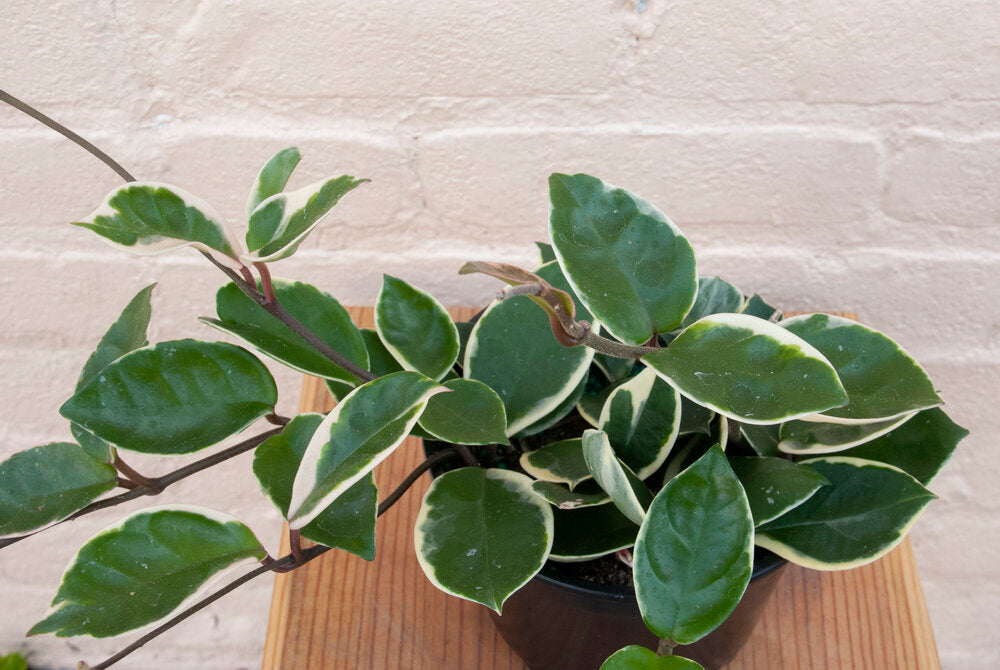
<box><xmin>111</xmin><ymin>453</ymin><xmax>161</xmax><ymax>491</ymax></box>
<box><xmin>657</xmin><ymin>637</ymin><xmax>677</xmax><ymax>656</ymax></box>
<box><xmin>254</xmin><ymin>262</ymin><xmax>278</xmax><ymax>305</ymax></box>
<box><xmin>0</xmin><ymin>427</ymin><xmax>282</xmax><ymax>550</ymax></box>
<box><xmin>288</xmin><ymin>529</ymin><xmax>303</xmax><ymax>563</ymax></box>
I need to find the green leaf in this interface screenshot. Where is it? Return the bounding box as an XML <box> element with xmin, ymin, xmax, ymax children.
<box><xmin>325</xmin><ymin>328</ymin><xmax>404</xmax><ymax>401</ymax></box>
<box><xmin>76</xmin><ymin>284</ymin><xmax>155</xmax><ymax>392</ymax></box>
<box><xmin>531</xmin><ymin>479</ymin><xmax>610</xmax><ymax>510</ymax></box>
<box><xmin>729</xmin><ymin>457</ymin><xmax>830</xmax><ymax>525</ymax></box>
<box><xmin>74</xmin><ymin>183</ymin><xmax>242</xmax><ymax>268</ymax></box>
<box><xmin>601</xmin><ymin>646</ymin><xmax>704</xmax><ymax>670</ymax></box>
<box><xmin>414</xmin><ymin>467</ymin><xmax>553</xmax><ymax>613</ymax></box>
<box><xmin>70</xmin><ymin>423</ymin><xmax>112</xmax><ymax>463</ymax></box>
<box><xmin>202</xmin><ymin>280</ymin><xmax>368</xmax><ymax>383</ymax></box>
<box><xmin>60</xmin><ymin>340</ymin><xmax>277</xmax><ymax>455</ymax></box>
<box><xmin>520</xmin><ymin>438</ymin><xmax>591</xmax><ymax>489</ymax></box>
<box><xmin>634</xmin><ymin>445</ymin><xmax>754</xmax><ymax>645</ymax></box>
<box><xmin>253</xmin><ymin>414</ymin><xmax>376</xmax><ymax>559</ymax></box>
<box><xmin>549</xmin><ymin>500</ymin><xmax>637</xmax><ymax>561</ymax></box>
<box><xmin>535</xmin><ymin>241</ymin><xmax>556</xmax><ymax>264</ymax></box>
<box><xmin>0</xmin><ymin>652</ymin><xmax>27</xmax><ymax>670</ymax></box>
<box><xmin>643</xmin><ymin>314</ymin><xmax>848</xmax><ymax>424</ymax></box>
<box><xmin>465</xmin><ymin>261</ymin><xmax>595</xmax><ymax>435</ymax></box>
<box><xmin>594</xmin><ymin>353</ymin><xmax>636</xmax><ymax>383</ymax></box>
<box><xmin>600</xmin><ymin>367</ymin><xmax>681</xmax><ymax>478</ymax></box>
<box><xmin>29</xmin><ymin>507</ymin><xmax>265</xmax><ymax>637</ymax></box>
<box><xmin>548</xmin><ymin>173</ymin><xmax>698</xmax><ymax>345</ymax></box>
<box><xmin>778</xmin><ymin>414</ymin><xmax>914</xmax><ymax>455</ymax></box>
<box><xmin>582</xmin><ymin>430</ymin><xmax>653</xmax><ymax>525</ymax></box>
<box><xmin>243</xmin><ymin>175</ymin><xmax>367</xmax><ymax>262</ymax></box>
<box><xmin>0</xmin><ymin>443</ymin><xmax>116</xmax><ymax>537</ymax></box>
<box><xmin>375</xmin><ymin>275</ymin><xmax>459</xmax><ymax>381</ymax></box>
<box><xmin>780</xmin><ymin>314</ymin><xmax>941</xmax><ymax>422</ymax></box>
<box><xmin>246</xmin><ymin>147</ymin><xmax>301</xmax><ymax>215</ymax></box>
<box><xmin>740</xmin><ymin>423</ymin><xmax>780</xmax><ymax>457</ymax></box>
<box><xmin>835</xmin><ymin>408</ymin><xmax>968</xmax><ymax>485</ymax></box>
<box><xmin>681</xmin><ymin>276</ymin><xmax>744</xmax><ymax>328</ymax></box>
<box><xmin>417</xmin><ymin>379</ymin><xmax>509</xmax><ymax>445</ymax></box>
<box><xmin>757</xmin><ymin>457</ymin><xmax>935</xmax><ymax>569</ymax></box>
<box><xmin>288</xmin><ymin>371</ymin><xmax>445</xmax><ymax>528</ymax></box>
<box><xmin>740</xmin><ymin>294</ymin><xmax>782</xmax><ymax>321</ymax></box>
<box><xmin>578</xmin><ymin>382</ymin><xmax>615</xmax><ymax>428</ymax></box>
<box><xmin>678</xmin><ymin>395</ymin><xmax>715</xmax><ymax>436</ymax></box>
<box><xmin>514</xmin><ymin>372</ymin><xmax>588</xmax><ymax>438</ymax></box>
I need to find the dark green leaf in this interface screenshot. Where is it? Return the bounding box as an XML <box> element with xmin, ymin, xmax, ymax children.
<box><xmin>417</xmin><ymin>379</ymin><xmax>509</xmax><ymax>445</ymax></box>
<box><xmin>514</xmin><ymin>371</ymin><xmax>588</xmax><ymax>438</ymax></box>
<box><xmin>70</xmin><ymin>422</ymin><xmax>112</xmax><ymax>463</ymax></box>
<box><xmin>0</xmin><ymin>443</ymin><xmax>116</xmax><ymax>536</ymax></box>
<box><xmin>600</xmin><ymin>367</ymin><xmax>681</xmax><ymax>478</ymax></box>
<box><xmin>548</xmin><ymin>173</ymin><xmax>697</xmax><ymax>345</ymax></box>
<box><xmin>535</xmin><ymin>241</ymin><xmax>556</xmax><ymax>264</ymax></box>
<box><xmin>729</xmin><ymin>457</ymin><xmax>829</xmax><ymax>525</ymax></box>
<box><xmin>582</xmin><ymin>430</ymin><xmax>653</xmax><ymax>525</ymax></box>
<box><xmin>634</xmin><ymin>445</ymin><xmax>753</xmax><ymax>644</ymax></box>
<box><xmin>740</xmin><ymin>294</ymin><xmax>782</xmax><ymax>321</ymax></box>
<box><xmin>778</xmin><ymin>414</ymin><xmax>913</xmax><ymax>455</ymax></box>
<box><xmin>601</xmin><ymin>646</ymin><xmax>704</xmax><ymax>670</ymax></box>
<box><xmin>61</xmin><ymin>340</ymin><xmax>277</xmax><ymax>455</ymax></box>
<box><xmin>644</xmin><ymin>314</ymin><xmax>847</xmax><ymax>424</ymax></box>
<box><xmin>681</xmin><ymin>276</ymin><xmax>744</xmax><ymax>328</ymax></box>
<box><xmin>76</xmin><ymin>284</ymin><xmax>155</xmax><ymax>392</ymax></box>
<box><xmin>679</xmin><ymin>395</ymin><xmax>715</xmax><ymax>436</ymax></box>
<box><xmin>594</xmin><ymin>353</ymin><xmax>636</xmax><ymax>383</ymax></box>
<box><xmin>29</xmin><ymin>508</ymin><xmax>265</xmax><ymax>637</ymax></box>
<box><xmin>740</xmin><ymin>423</ymin><xmax>780</xmax><ymax>457</ymax></box>
<box><xmin>414</xmin><ymin>467</ymin><xmax>552</xmax><ymax>613</ymax></box>
<box><xmin>531</xmin><ymin>479</ymin><xmax>610</xmax><ymax>510</ymax></box>
<box><xmin>520</xmin><ymin>438</ymin><xmax>591</xmax><ymax>489</ymax></box>
<box><xmin>375</xmin><ymin>275</ymin><xmax>459</xmax><ymax>381</ymax></box>
<box><xmin>246</xmin><ymin>147</ymin><xmax>301</xmax><ymax>215</ymax></box>
<box><xmin>549</xmin><ymin>500</ymin><xmax>637</xmax><ymax>561</ymax></box>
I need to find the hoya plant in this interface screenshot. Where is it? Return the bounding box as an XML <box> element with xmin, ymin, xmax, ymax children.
<box><xmin>0</xmin><ymin>92</ymin><xmax>966</xmax><ymax>670</ymax></box>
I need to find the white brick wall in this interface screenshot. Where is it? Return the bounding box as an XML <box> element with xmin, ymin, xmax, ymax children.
<box><xmin>1</xmin><ymin>1</ymin><xmax>998</xmax><ymax>668</ymax></box>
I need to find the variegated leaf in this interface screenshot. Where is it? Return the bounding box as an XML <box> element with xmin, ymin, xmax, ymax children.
<box><xmin>549</xmin><ymin>500</ymin><xmax>638</xmax><ymax>562</ymax></box>
<box><xmin>520</xmin><ymin>438</ymin><xmax>591</xmax><ymax>489</ymax></box>
<box><xmin>246</xmin><ymin>147</ymin><xmax>301</xmax><ymax>215</ymax></box>
<box><xmin>778</xmin><ymin>414</ymin><xmax>915</xmax><ymax>455</ymax></box>
<box><xmin>375</xmin><ymin>275</ymin><xmax>459</xmax><ymax>381</ymax></box>
<box><xmin>599</xmin><ymin>367</ymin><xmax>681</xmax><ymax>478</ymax></box>
<box><xmin>582</xmin><ymin>429</ymin><xmax>653</xmax><ymax>525</ymax></box>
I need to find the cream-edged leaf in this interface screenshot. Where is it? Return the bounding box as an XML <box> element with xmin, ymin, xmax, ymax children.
<box><xmin>549</xmin><ymin>501</ymin><xmax>638</xmax><ymax>562</ymax></box>
<box><xmin>246</xmin><ymin>147</ymin><xmax>301</xmax><ymax>216</ymax></box>
<box><xmin>600</xmin><ymin>367</ymin><xmax>682</xmax><ymax>478</ymax></box>
<box><xmin>601</xmin><ymin>646</ymin><xmax>704</xmax><ymax>670</ymax></box>
<box><xmin>520</xmin><ymin>438</ymin><xmax>591</xmax><ymax>489</ymax></box>
<box><xmin>417</xmin><ymin>379</ymin><xmax>509</xmax><ymax>445</ymax></box>
<box><xmin>581</xmin><ymin>429</ymin><xmax>653</xmax><ymax>525</ymax></box>
<box><xmin>729</xmin><ymin>456</ymin><xmax>830</xmax><ymax>525</ymax></box>
<box><xmin>531</xmin><ymin>480</ymin><xmax>611</xmax><ymax>510</ymax></box>
<box><xmin>778</xmin><ymin>414</ymin><xmax>914</xmax><ymax>455</ymax></box>
<box><xmin>375</xmin><ymin>275</ymin><xmax>459</xmax><ymax>381</ymax></box>
<box><xmin>681</xmin><ymin>276</ymin><xmax>744</xmax><ymax>328</ymax></box>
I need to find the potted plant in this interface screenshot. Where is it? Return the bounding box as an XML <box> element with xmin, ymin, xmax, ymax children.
<box><xmin>0</xmin><ymin>93</ymin><xmax>966</xmax><ymax>670</ymax></box>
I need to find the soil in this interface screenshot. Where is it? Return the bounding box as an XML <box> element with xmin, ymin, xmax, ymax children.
<box><xmin>542</xmin><ymin>552</ymin><xmax>635</xmax><ymax>589</ymax></box>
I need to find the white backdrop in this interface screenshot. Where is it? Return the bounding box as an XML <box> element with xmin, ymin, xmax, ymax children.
<box><xmin>2</xmin><ymin>2</ymin><xmax>998</xmax><ymax>668</ymax></box>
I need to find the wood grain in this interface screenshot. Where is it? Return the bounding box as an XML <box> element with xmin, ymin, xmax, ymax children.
<box><xmin>263</xmin><ymin>307</ymin><xmax>941</xmax><ymax>669</ymax></box>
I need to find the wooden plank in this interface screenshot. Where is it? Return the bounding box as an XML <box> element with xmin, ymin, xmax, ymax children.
<box><xmin>263</xmin><ymin>307</ymin><xmax>941</xmax><ymax>669</ymax></box>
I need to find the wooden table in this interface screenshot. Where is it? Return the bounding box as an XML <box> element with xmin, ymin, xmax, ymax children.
<box><xmin>262</xmin><ymin>307</ymin><xmax>941</xmax><ymax>669</ymax></box>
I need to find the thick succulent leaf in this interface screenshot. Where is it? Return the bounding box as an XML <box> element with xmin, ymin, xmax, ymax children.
<box><xmin>599</xmin><ymin>367</ymin><xmax>681</xmax><ymax>478</ymax></box>
<box><xmin>73</xmin><ymin>183</ymin><xmax>242</xmax><ymax>269</ymax></box>
<box><xmin>740</xmin><ymin>294</ymin><xmax>782</xmax><ymax>321</ymax></box>
<box><xmin>634</xmin><ymin>445</ymin><xmax>754</xmax><ymax>644</ymax></box>
<box><xmin>757</xmin><ymin>457</ymin><xmax>935</xmax><ymax>569</ymax></box>
<box><xmin>288</xmin><ymin>371</ymin><xmax>445</xmax><ymax>528</ymax></box>
<box><xmin>414</xmin><ymin>468</ymin><xmax>553</xmax><ymax>613</ymax></box>
<box><xmin>29</xmin><ymin>507</ymin><xmax>265</xmax><ymax>637</ymax></box>
<box><xmin>531</xmin><ymin>480</ymin><xmax>610</xmax><ymax>510</ymax></box>
<box><xmin>375</xmin><ymin>275</ymin><xmax>459</xmax><ymax>381</ymax></box>
<box><xmin>70</xmin><ymin>423</ymin><xmax>112</xmax><ymax>463</ymax></box>
<box><xmin>549</xmin><ymin>496</ymin><xmax>637</xmax><ymax>561</ymax></box>
<box><xmin>578</xmin><ymin>383</ymin><xmax>615</xmax><ymax>428</ymax></box>
<box><xmin>325</xmin><ymin>328</ymin><xmax>404</xmax><ymax>401</ymax></box>
<box><xmin>582</xmin><ymin>430</ymin><xmax>653</xmax><ymax>525</ymax></box>
<box><xmin>465</xmin><ymin>262</ymin><xmax>595</xmax><ymax>435</ymax></box>
<box><xmin>729</xmin><ymin>457</ymin><xmax>830</xmax><ymax>525</ymax></box>
<box><xmin>61</xmin><ymin>340</ymin><xmax>277</xmax><ymax>455</ymax></box>
<box><xmin>781</xmin><ymin>314</ymin><xmax>941</xmax><ymax>423</ymax></box>
<box><xmin>548</xmin><ymin>173</ymin><xmax>698</xmax><ymax>345</ymax></box>
<box><xmin>520</xmin><ymin>438</ymin><xmax>591</xmax><ymax>489</ymax></box>
<box><xmin>594</xmin><ymin>353</ymin><xmax>636</xmax><ymax>383</ymax></box>
<box><xmin>454</xmin><ymin>321</ymin><xmax>475</xmax><ymax>370</ymax></box>
<box><xmin>243</xmin><ymin>175</ymin><xmax>367</xmax><ymax>262</ymax></box>
<box><xmin>836</xmin><ymin>408</ymin><xmax>968</xmax><ymax>485</ymax></box>
<box><xmin>778</xmin><ymin>414</ymin><xmax>914</xmax><ymax>455</ymax></box>
<box><xmin>740</xmin><ymin>423</ymin><xmax>780</xmax><ymax>457</ymax></box>
<box><xmin>678</xmin><ymin>395</ymin><xmax>715</xmax><ymax>436</ymax></box>
<box><xmin>417</xmin><ymin>379</ymin><xmax>509</xmax><ymax>445</ymax></box>
<box><xmin>253</xmin><ymin>414</ymin><xmax>376</xmax><ymax>559</ymax></box>
<box><xmin>681</xmin><ymin>276</ymin><xmax>744</xmax><ymax>328</ymax></box>
<box><xmin>535</xmin><ymin>241</ymin><xmax>556</xmax><ymax>264</ymax></box>
<box><xmin>514</xmin><ymin>372</ymin><xmax>588</xmax><ymax>438</ymax></box>
<box><xmin>643</xmin><ymin>314</ymin><xmax>848</xmax><ymax>424</ymax></box>
<box><xmin>203</xmin><ymin>280</ymin><xmax>368</xmax><ymax>383</ymax></box>
<box><xmin>601</xmin><ymin>646</ymin><xmax>704</xmax><ymax>670</ymax></box>
<box><xmin>0</xmin><ymin>443</ymin><xmax>116</xmax><ymax>537</ymax></box>
<box><xmin>76</xmin><ymin>284</ymin><xmax>155</xmax><ymax>392</ymax></box>
<box><xmin>246</xmin><ymin>147</ymin><xmax>301</xmax><ymax>215</ymax></box>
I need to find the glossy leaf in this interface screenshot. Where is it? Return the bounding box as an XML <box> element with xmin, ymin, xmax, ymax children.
<box><xmin>514</xmin><ymin>372</ymin><xmax>588</xmax><ymax>438</ymax></box>
<box><xmin>375</xmin><ymin>275</ymin><xmax>459</xmax><ymax>381</ymax></box>
<box><xmin>681</xmin><ymin>276</ymin><xmax>744</xmax><ymax>328</ymax></box>
<box><xmin>740</xmin><ymin>423</ymin><xmax>780</xmax><ymax>457</ymax></box>
<box><xmin>781</xmin><ymin>314</ymin><xmax>941</xmax><ymax>422</ymax></box>
<box><xmin>0</xmin><ymin>443</ymin><xmax>117</xmax><ymax>537</ymax></box>
<box><xmin>202</xmin><ymin>280</ymin><xmax>368</xmax><ymax>383</ymax></box>
<box><xmin>465</xmin><ymin>262</ymin><xmax>595</xmax><ymax>435</ymax></box>
<box><xmin>601</xmin><ymin>646</ymin><xmax>704</xmax><ymax>670</ymax></box>
<box><xmin>29</xmin><ymin>507</ymin><xmax>265</xmax><ymax>637</ymax></box>
<box><xmin>678</xmin><ymin>395</ymin><xmax>715</xmax><ymax>436</ymax></box>
<box><xmin>325</xmin><ymin>328</ymin><xmax>404</xmax><ymax>401</ymax></box>
<box><xmin>253</xmin><ymin>414</ymin><xmax>376</xmax><ymax>559</ymax></box>
<box><xmin>599</xmin><ymin>367</ymin><xmax>681</xmax><ymax>478</ymax></box>
<box><xmin>417</xmin><ymin>379</ymin><xmax>509</xmax><ymax>445</ymax></box>
<box><xmin>548</xmin><ymin>173</ymin><xmax>697</xmax><ymax>345</ymax></box>
<box><xmin>634</xmin><ymin>446</ymin><xmax>754</xmax><ymax>644</ymax></box>
<box><xmin>70</xmin><ymin>423</ymin><xmax>112</xmax><ymax>463</ymax></box>
<box><xmin>549</xmin><ymin>501</ymin><xmax>637</xmax><ymax>561</ymax></box>
<box><xmin>594</xmin><ymin>353</ymin><xmax>636</xmax><ymax>383</ymax></box>
<box><xmin>243</xmin><ymin>175</ymin><xmax>367</xmax><ymax>262</ymax></box>
<box><xmin>76</xmin><ymin>284</ymin><xmax>155</xmax><ymax>392</ymax></box>
<box><xmin>740</xmin><ymin>294</ymin><xmax>782</xmax><ymax>321</ymax></box>
<box><xmin>778</xmin><ymin>414</ymin><xmax>914</xmax><ymax>455</ymax></box>
<box><xmin>536</xmin><ymin>241</ymin><xmax>556</xmax><ymax>265</ymax></box>
<box><xmin>74</xmin><ymin>183</ymin><xmax>242</xmax><ymax>269</ymax></box>
<box><xmin>520</xmin><ymin>438</ymin><xmax>591</xmax><ymax>489</ymax></box>
<box><xmin>288</xmin><ymin>371</ymin><xmax>445</xmax><ymax>528</ymax></box>
<box><xmin>836</xmin><ymin>408</ymin><xmax>968</xmax><ymax>485</ymax></box>
<box><xmin>246</xmin><ymin>147</ymin><xmax>301</xmax><ymax>215</ymax></box>
<box><xmin>531</xmin><ymin>480</ymin><xmax>610</xmax><ymax>510</ymax></box>
<box><xmin>582</xmin><ymin>430</ymin><xmax>653</xmax><ymax>525</ymax></box>
<box><xmin>729</xmin><ymin>457</ymin><xmax>830</xmax><ymax>525</ymax></box>
<box><xmin>61</xmin><ymin>340</ymin><xmax>277</xmax><ymax>455</ymax></box>
<box><xmin>578</xmin><ymin>383</ymin><xmax>615</xmax><ymax>428</ymax></box>
<box><xmin>757</xmin><ymin>457</ymin><xmax>935</xmax><ymax>569</ymax></box>
<box><xmin>414</xmin><ymin>467</ymin><xmax>553</xmax><ymax>613</ymax></box>
<box><xmin>643</xmin><ymin>314</ymin><xmax>847</xmax><ymax>424</ymax></box>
